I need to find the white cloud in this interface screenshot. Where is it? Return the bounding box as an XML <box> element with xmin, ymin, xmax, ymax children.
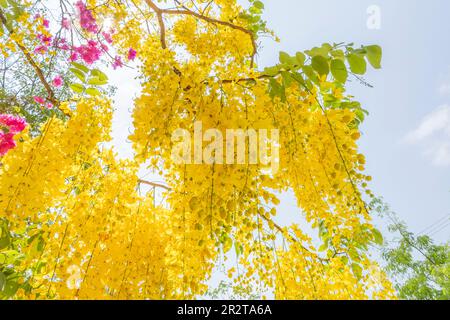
<box><xmin>404</xmin><ymin>104</ymin><xmax>450</xmax><ymax>167</ymax></box>
<box><xmin>404</xmin><ymin>105</ymin><xmax>450</xmax><ymax>143</ymax></box>
<box><xmin>438</xmin><ymin>83</ymin><xmax>450</xmax><ymax>96</ymax></box>
<box><xmin>438</xmin><ymin>68</ymin><xmax>450</xmax><ymax>96</ymax></box>
<box><xmin>425</xmin><ymin>142</ymin><xmax>450</xmax><ymax>166</ymax></box>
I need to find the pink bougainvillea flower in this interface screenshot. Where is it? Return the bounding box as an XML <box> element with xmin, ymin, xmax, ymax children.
<box><xmin>74</xmin><ymin>40</ymin><xmax>102</xmax><ymax>64</ymax></box>
<box><xmin>43</xmin><ymin>19</ymin><xmax>50</xmax><ymax>28</ymax></box>
<box><xmin>75</xmin><ymin>1</ymin><xmax>98</xmax><ymax>33</ymax></box>
<box><xmin>101</xmin><ymin>43</ymin><xmax>109</xmax><ymax>52</ymax></box>
<box><xmin>33</xmin><ymin>96</ymin><xmax>46</xmax><ymax>105</ymax></box>
<box><xmin>0</xmin><ymin>114</ymin><xmax>27</xmax><ymax>156</ymax></box>
<box><xmin>37</xmin><ymin>34</ymin><xmax>52</xmax><ymax>46</ymax></box>
<box><xmin>0</xmin><ymin>132</ymin><xmax>16</xmax><ymax>156</ymax></box>
<box><xmin>59</xmin><ymin>43</ymin><xmax>71</xmax><ymax>51</ymax></box>
<box><xmin>69</xmin><ymin>52</ymin><xmax>79</xmax><ymax>62</ymax></box>
<box><xmin>62</xmin><ymin>17</ymin><xmax>71</xmax><ymax>30</ymax></box>
<box><xmin>34</xmin><ymin>45</ymin><xmax>48</xmax><ymax>54</ymax></box>
<box><xmin>53</xmin><ymin>38</ymin><xmax>70</xmax><ymax>51</ymax></box>
<box><xmin>0</xmin><ymin>114</ymin><xmax>27</xmax><ymax>134</ymax></box>
<box><xmin>127</xmin><ymin>48</ymin><xmax>137</xmax><ymax>61</ymax></box>
<box><xmin>102</xmin><ymin>31</ymin><xmax>113</xmax><ymax>44</ymax></box>
<box><xmin>46</xmin><ymin>103</ymin><xmax>54</xmax><ymax>109</ymax></box>
<box><xmin>52</xmin><ymin>75</ymin><xmax>63</xmax><ymax>88</ymax></box>
<box><xmin>42</xmin><ymin>35</ymin><xmax>52</xmax><ymax>44</ymax></box>
<box><xmin>112</xmin><ymin>56</ymin><xmax>123</xmax><ymax>70</ymax></box>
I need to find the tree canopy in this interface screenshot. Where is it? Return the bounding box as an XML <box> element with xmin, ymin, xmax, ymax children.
<box><xmin>0</xmin><ymin>0</ymin><xmax>397</xmax><ymax>300</ymax></box>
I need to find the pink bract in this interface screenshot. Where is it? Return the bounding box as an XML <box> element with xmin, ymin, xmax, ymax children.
<box><xmin>62</xmin><ymin>17</ymin><xmax>71</xmax><ymax>29</ymax></box>
<box><xmin>69</xmin><ymin>52</ymin><xmax>79</xmax><ymax>62</ymax></box>
<box><xmin>34</xmin><ymin>45</ymin><xmax>48</xmax><ymax>54</ymax></box>
<box><xmin>75</xmin><ymin>1</ymin><xmax>98</xmax><ymax>33</ymax></box>
<box><xmin>0</xmin><ymin>132</ymin><xmax>16</xmax><ymax>156</ymax></box>
<box><xmin>102</xmin><ymin>32</ymin><xmax>113</xmax><ymax>44</ymax></box>
<box><xmin>112</xmin><ymin>56</ymin><xmax>123</xmax><ymax>69</ymax></box>
<box><xmin>52</xmin><ymin>75</ymin><xmax>63</xmax><ymax>88</ymax></box>
<box><xmin>74</xmin><ymin>40</ymin><xmax>102</xmax><ymax>64</ymax></box>
<box><xmin>0</xmin><ymin>114</ymin><xmax>27</xmax><ymax>134</ymax></box>
<box><xmin>33</xmin><ymin>96</ymin><xmax>46</xmax><ymax>105</ymax></box>
<box><xmin>128</xmin><ymin>48</ymin><xmax>137</xmax><ymax>61</ymax></box>
<box><xmin>0</xmin><ymin>114</ymin><xmax>27</xmax><ymax>156</ymax></box>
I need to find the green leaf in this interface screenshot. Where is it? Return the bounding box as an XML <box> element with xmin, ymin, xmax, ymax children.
<box><xmin>71</xmin><ymin>62</ymin><xmax>89</xmax><ymax>73</ymax></box>
<box><xmin>331</xmin><ymin>49</ymin><xmax>345</xmax><ymax>60</ymax></box>
<box><xmin>281</xmin><ymin>71</ymin><xmax>293</xmax><ymax>87</ymax></box>
<box><xmin>87</xmin><ymin>77</ymin><xmax>107</xmax><ymax>86</ymax></box>
<box><xmin>279</xmin><ymin>51</ymin><xmax>290</xmax><ymax>64</ymax></box>
<box><xmin>364</xmin><ymin>45</ymin><xmax>382</xmax><ymax>69</ymax></box>
<box><xmin>0</xmin><ymin>233</ymin><xmax>9</xmax><ymax>250</ymax></box>
<box><xmin>311</xmin><ymin>55</ymin><xmax>329</xmax><ymax>76</ymax></box>
<box><xmin>0</xmin><ymin>0</ymin><xmax>8</xmax><ymax>8</ymax></box>
<box><xmin>290</xmin><ymin>72</ymin><xmax>305</xmax><ymax>85</ymax></box>
<box><xmin>302</xmin><ymin>65</ymin><xmax>319</xmax><ymax>85</ymax></box>
<box><xmin>347</xmin><ymin>54</ymin><xmax>367</xmax><ymax>75</ymax></box>
<box><xmin>69</xmin><ymin>68</ymin><xmax>86</xmax><ymax>83</ymax></box>
<box><xmin>223</xmin><ymin>237</ymin><xmax>233</xmax><ymax>253</ymax></box>
<box><xmin>355</xmin><ymin>109</ymin><xmax>365</xmax><ymax>123</ymax></box>
<box><xmin>295</xmin><ymin>52</ymin><xmax>306</xmax><ymax>66</ymax></box>
<box><xmin>268</xmin><ymin>78</ymin><xmax>285</xmax><ymax>101</ymax></box>
<box><xmin>86</xmin><ymin>87</ymin><xmax>101</xmax><ymax>96</ymax></box>
<box><xmin>330</xmin><ymin>59</ymin><xmax>348</xmax><ymax>83</ymax></box>
<box><xmin>253</xmin><ymin>0</ymin><xmax>264</xmax><ymax>9</ymax></box>
<box><xmin>3</xmin><ymin>280</ymin><xmax>18</xmax><ymax>297</ymax></box>
<box><xmin>351</xmin><ymin>263</ymin><xmax>363</xmax><ymax>279</ymax></box>
<box><xmin>262</xmin><ymin>66</ymin><xmax>280</xmax><ymax>77</ymax></box>
<box><xmin>279</xmin><ymin>51</ymin><xmax>297</xmax><ymax>66</ymax></box>
<box><xmin>372</xmin><ymin>228</ymin><xmax>384</xmax><ymax>245</ymax></box>
<box><xmin>91</xmin><ymin>68</ymin><xmax>108</xmax><ymax>82</ymax></box>
<box><xmin>234</xmin><ymin>241</ymin><xmax>243</xmax><ymax>257</ymax></box>
<box><xmin>348</xmin><ymin>248</ymin><xmax>359</xmax><ymax>260</ymax></box>
<box><xmin>249</xmin><ymin>6</ymin><xmax>262</xmax><ymax>14</ymax></box>
<box><xmin>305</xmin><ymin>43</ymin><xmax>332</xmax><ymax>57</ymax></box>
<box><xmin>69</xmin><ymin>83</ymin><xmax>85</xmax><ymax>93</ymax></box>
<box><xmin>0</xmin><ymin>272</ymin><xmax>5</xmax><ymax>291</ymax></box>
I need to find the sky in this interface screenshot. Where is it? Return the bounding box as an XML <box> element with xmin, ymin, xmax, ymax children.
<box><xmin>108</xmin><ymin>0</ymin><xmax>450</xmax><ymax>244</ymax></box>
<box><xmin>256</xmin><ymin>0</ymin><xmax>450</xmax><ymax>244</ymax></box>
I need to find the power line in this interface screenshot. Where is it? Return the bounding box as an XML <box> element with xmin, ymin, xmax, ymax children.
<box><xmin>418</xmin><ymin>214</ymin><xmax>450</xmax><ymax>235</ymax></box>
<box><xmin>423</xmin><ymin>217</ymin><xmax>450</xmax><ymax>237</ymax></box>
<box><xmin>428</xmin><ymin>220</ymin><xmax>450</xmax><ymax>238</ymax></box>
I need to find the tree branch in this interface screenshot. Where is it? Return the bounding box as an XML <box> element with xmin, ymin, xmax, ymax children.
<box><xmin>0</xmin><ymin>8</ymin><xmax>59</xmax><ymax>108</ymax></box>
<box><xmin>144</xmin><ymin>0</ymin><xmax>167</xmax><ymax>49</ymax></box>
<box><xmin>144</xmin><ymin>0</ymin><xmax>257</xmax><ymax>66</ymax></box>
<box><xmin>138</xmin><ymin>179</ymin><xmax>171</xmax><ymax>190</ymax></box>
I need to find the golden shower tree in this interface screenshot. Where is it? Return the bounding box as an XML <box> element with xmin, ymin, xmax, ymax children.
<box><xmin>0</xmin><ymin>0</ymin><xmax>395</xmax><ymax>299</ymax></box>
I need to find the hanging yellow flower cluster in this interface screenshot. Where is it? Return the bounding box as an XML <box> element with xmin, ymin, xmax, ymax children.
<box><xmin>1</xmin><ymin>96</ymin><xmax>214</xmax><ymax>299</ymax></box>
<box><xmin>110</xmin><ymin>0</ymin><xmax>395</xmax><ymax>299</ymax></box>
<box><xmin>0</xmin><ymin>0</ymin><xmax>397</xmax><ymax>299</ymax></box>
